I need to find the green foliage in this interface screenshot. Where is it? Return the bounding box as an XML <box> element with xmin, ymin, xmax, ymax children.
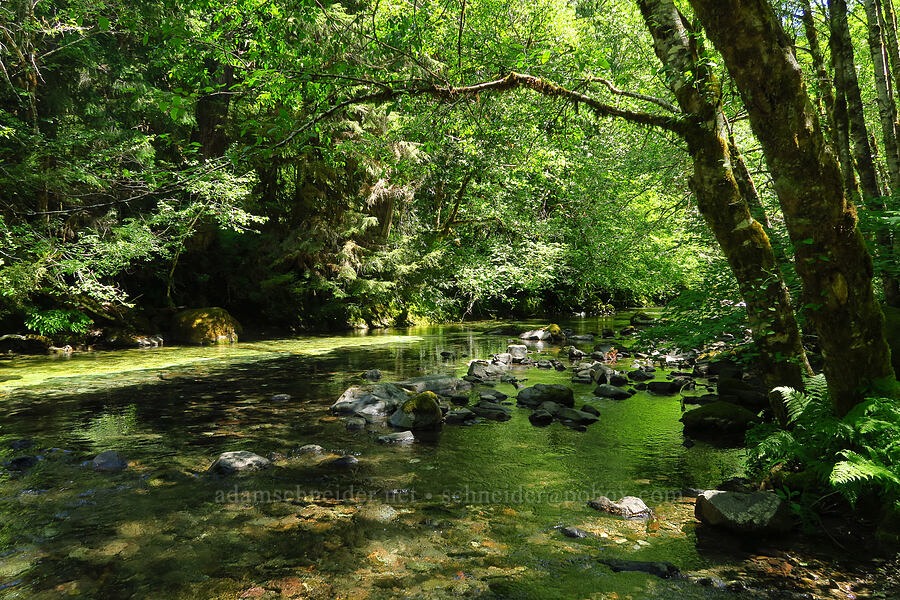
<box><xmin>747</xmin><ymin>375</ymin><xmax>900</xmax><ymax>509</ymax></box>
<box><xmin>24</xmin><ymin>309</ymin><xmax>93</xmax><ymax>337</ymax></box>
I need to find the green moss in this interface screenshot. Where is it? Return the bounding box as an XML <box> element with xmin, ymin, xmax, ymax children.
<box><xmin>171</xmin><ymin>307</ymin><xmax>242</xmax><ymax>345</ymax></box>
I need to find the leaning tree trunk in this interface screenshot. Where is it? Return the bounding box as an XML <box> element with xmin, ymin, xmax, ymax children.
<box><xmin>688</xmin><ymin>0</ymin><xmax>896</xmax><ymax>415</ymax></box>
<box><xmin>637</xmin><ymin>0</ymin><xmax>811</xmax><ymax>396</ymax></box>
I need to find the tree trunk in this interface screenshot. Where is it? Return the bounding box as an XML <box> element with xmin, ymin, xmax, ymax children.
<box><xmin>194</xmin><ymin>62</ymin><xmax>234</xmax><ymax>160</ymax></box>
<box><xmin>637</xmin><ymin>0</ymin><xmax>811</xmax><ymax>395</ymax></box>
<box><xmin>828</xmin><ymin>0</ymin><xmax>862</xmax><ymax>200</ymax></box>
<box><xmin>879</xmin><ymin>0</ymin><xmax>900</xmax><ymax>306</ymax></box>
<box><xmin>862</xmin><ymin>0</ymin><xmax>900</xmax><ymax>307</ymax></box>
<box><xmin>688</xmin><ymin>0</ymin><xmax>896</xmax><ymax>415</ymax></box>
<box><xmin>800</xmin><ymin>0</ymin><xmax>836</xmax><ymax>140</ymax></box>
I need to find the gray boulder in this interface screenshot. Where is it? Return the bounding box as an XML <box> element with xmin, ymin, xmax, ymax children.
<box><xmin>330</xmin><ymin>383</ymin><xmax>409</xmax><ymax>421</ymax></box>
<box><xmin>520</xmin><ymin>329</ymin><xmax>552</xmax><ymax>341</ymax></box>
<box><xmin>398</xmin><ymin>374</ymin><xmax>472</xmax><ymax>395</ymax></box>
<box><xmin>469</xmin><ymin>400</ymin><xmax>512</xmax><ymax>421</ymax></box>
<box><xmin>556</xmin><ymin>407</ymin><xmax>599</xmax><ymax>425</ymax></box>
<box><xmin>445</xmin><ymin>408</ymin><xmax>477</xmax><ymax>425</ymax></box>
<box><xmin>362</xmin><ymin>369</ymin><xmax>382</xmax><ymax>381</ymax></box>
<box><xmin>628</xmin><ymin>369</ymin><xmax>654</xmax><ymax>382</ymax></box>
<box><xmin>208</xmin><ymin>451</ymin><xmax>271</xmax><ymax>476</ymax></box>
<box><xmin>507</xmin><ymin>344</ymin><xmax>528</xmax><ymax>362</ymax></box>
<box><xmin>588</xmin><ymin>495</ymin><xmax>652</xmax><ymax>519</ymax></box>
<box><xmin>93</xmin><ymin>450</ymin><xmax>128</xmax><ymax>472</ymax></box>
<box><xmin>529</xmin><ymin>410</ymin><xmax>554</xmax><ymax>427</ymax></box>
<box><xmin>695</xmin><ymin>490</ymin><xmax>792</xmax><ymax>535</ymax></box>
<box><xmin>467</xmin><ymin>360</ymin><xmax>508</xmax><ymax>379</ymax></box>
<box><xmin>516</xmin><ymin>384</ymin><xmax>574</xmax><ymax>408</ymax></box>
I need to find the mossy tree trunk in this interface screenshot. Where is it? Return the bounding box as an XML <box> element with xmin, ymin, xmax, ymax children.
<box><xmin>688</xmin><ymin>0</ymin><xmax>896</xmax><ymax>415</ymax></box>
<box><xmin>638</xmin><ymin>0</ymin><xmax>811</xmax><ymax>396</ymax></box>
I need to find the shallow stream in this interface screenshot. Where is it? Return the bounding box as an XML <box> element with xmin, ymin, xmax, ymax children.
<box><xmin>0</xmin><ymin>314</ymin><xmax>884</xmax><ymax>599</ymax></box>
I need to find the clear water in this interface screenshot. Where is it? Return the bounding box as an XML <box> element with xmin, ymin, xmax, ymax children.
<box><xmin>0</xmin><ymin>315</ymin><xmax>761</xmax><ymax>599</ymax></box>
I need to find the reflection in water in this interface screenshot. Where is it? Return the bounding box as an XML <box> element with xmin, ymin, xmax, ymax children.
<box><xmin>0</xmin><ymin>316</ymin><xmax>757</xmax><ymax>599</ymax></box>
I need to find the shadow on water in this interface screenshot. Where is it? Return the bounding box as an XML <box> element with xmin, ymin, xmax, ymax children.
<box><xmin>0</xmin><ymin>317</ymin><xmax>869</xmax><ymax>599</ymax></box>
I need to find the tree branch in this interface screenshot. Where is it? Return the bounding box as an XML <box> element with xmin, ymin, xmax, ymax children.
<box><xmin>590</xmin><ymin>77</ymin><xmax>680</xmax><ymax>113</ymax></box>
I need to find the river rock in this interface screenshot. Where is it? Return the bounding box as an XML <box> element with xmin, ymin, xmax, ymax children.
<box><xmin>599</xmin><ymin>558</ymin><xmax>680</xmax><ymax>579</ymax></box>
<box><xmin>529</xmin><ymin>410</ymin><xmax>554</xmax><ymax>427</ymax></box>
<box><xmin>297</xmin><ymin>444</ymin><xmax>325</xmax><ymax>455</ymax></box>
<box><xmin>398</xmin><ymin>374</ymin><xmax>471</xmax><ymax>395</ymax></box>
<box><xmin>593</xmin><ymin>384</ymin><xmax>631</xmax><ymax>400</ymax></box>
<box><xmin>362</xmin><ymin>369</ymin><xmax>382</xmax><ymax>381</ymax></box>
<box><xmin>556</xmin><ymin>407</ymin><xmax>599</xmax><ymax>425</ymax></box>
<box><xmin>717</xmin><ymin>377</ymin><xmax>768</xmax><ymax>409</ymax></box>
<box><xmin>469</xmin><ymin>400</ymin><xmax>512</xmax><ymax>421</ymax></box>
<box><xmin>580</xmin><ymin>404</ymin><xmax>600</xmax><ymax>417</ymax></box>
<box><xmin>628</xmin><ymin>369</ymin><xmax>654</xmax><ymax>382</ymax></box>
<box><xmin>91</xmin><ymin>450</ymin><xmax>128</xmax><ymax>472</ymax></box>
<box><xmin>589</xmin><ymin>495</ymin><xmax>652</xmax><ymax>519</ymax></box>
<box><xmin>388</xmin><ymin>392</ymin><xmax>444</xmax><ymax>430</ymax></box>
<box><xmin>270</xmin><ymin>393</ymin><xmax>292</xmax><ymax>402</ymax></box>
<box><xmin>345</xmin><ymin>417</ymin><xmax>367</xmax><ymax>431</ymax></box>
<box><xmin>608</xmin><ymin>373</ymin><xmax>628</xmax><ymax>387</ymax></box>
<box><xmin>377</xmin><ymin>431</ymin><xmax>415</xmax><ymax>444</ymax></box>
<box><xmin>561</xmin><ymin>526</ymin><xmax>591</xmax><ymax>538</ymax></box>
<box><xmin>507</xmin><ymin>344</ymin><xmax>528</xmax><ymax>362</ymax></box>
<box><xmin>6</xmin><ymin>455</ymin><xmax>39</xmax><ymax>471</ymax></box>
<box><xmin>0</xmin><ymin>334</ymin><xmax>51</xmax><ymax>355</ymax></box>
<box><xmin>208</xmin><ymin>451</ymin><xmax>270</xmax><ymax>476</ymax></box>
<box><xmin>630</xmin><ymin>311</ymin><xmax>656</xmax><ymax>326</ymax></box>
<box><xmin>568</xmin><ymin>347</ymin><xmax>585</xmax><ymax>360</ymax></box>
<box><xmin>516</xmin><ymin>384</ymin><xmax>574</xmax><ymax>408</ymax></box>
<box><xmin>323</xmin><ymin>456</ymin><xmax>359</xmax><ymax>468</ymax></box>
<box><xmin>445</xmin><ymin>408</ymin><xmax>477</xmax><ymax>425</ymax></box>
<box><xmin>466</xmin><ymin>360</ymin><xmax>508</xmax><ymax>380</ymax></box>
<box><xmin>520</xmin><ymin>328</ymin><xmax>551</xmax><ymax>341</ymax></box>
<box><xmin>359</xmin><ymin>503</ymin><xmax>399</xmax><ymax>522</ymax></box>
<box><xmin>330</xmin><ymin>383</ymin><xmax>409</xmax><ymax>421</ymax></box>
<box><xmin>681</xmin><ymin>402</ymin><xmax>760</xmax><ymax>437</ymax></box>
<box><xmin>569</xmin><ymin>334</ymin><xmax>595</xmax><ymax>342</ymax></box>
<box><xmin>170</xmin><ymin>307</ymin><xmax>241</xmax><ymax>345</ymax></box>
<box><xmin>694</xmin><ymin>490</ymin><xmax>792</xmax><ymax>535</ymax></box>
<box><xmin>9</xmin><ymin>438</ymin><xmax>33</xmax><ymax>451</ymax></box>
<box><xmin>648</xmin><ymin>380</ymin><xmax>683</xmax><ymax>395</ymax></box>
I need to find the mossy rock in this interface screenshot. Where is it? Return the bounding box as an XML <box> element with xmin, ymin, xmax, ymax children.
<box><xmin>681</xmin><ymin>401</ymin><xmax>760</xmax><ymax>438</ymax></box>
<box><xmin>171</xmin><ymin>307</ymin><xmax>242</xmax><ymax>345</ymax></box>
<box><xmin>883</xmin><ymin>305</ymin><xmax>900</xmax><ymax>376</ymax></box>
<box><xmin>544</xmin><ymin>323</ymin><xmax>565</xmax><ymax>341</ymax></box>
<box><xmin>390</xmin><ymin>391</ymin><xmax>443</xmax><ymax>429</ymax></box>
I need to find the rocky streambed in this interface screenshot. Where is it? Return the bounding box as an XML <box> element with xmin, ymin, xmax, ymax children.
<box><xmin>0</xmin><ymin>316</ymin><xmax>893</xmax><ymax>599</ymax></box>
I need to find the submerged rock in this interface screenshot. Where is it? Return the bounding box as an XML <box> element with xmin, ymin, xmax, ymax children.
<box><xmin>397</xmin><ymin>374</ymin><xmax>471</xmax><ymax>395</ymax></box>
<box><xmin>170</xmin><ymin>307</ymin><xmax>241</xmax><ymax>345</ymax></box>
<box><xmin>6</xmin><ymin>455</ymin><xmax>39</xmax><ymax>471</ymax></box>
<box><xmin>556</xmin><ymin>407</ymin><xmax>599</xmax><ymax>425</ymax></box>
<box><xmin>361</xmin><ymin>369</ymin><xmax>382</xmax><ymax>381</ymax></box>
<box><xmin>330</xmin><ymin>383</ymin><xmax>409</xmax><ymax>422</ymax></box>
<box><xmin>297</xmin><ymin>444</ymin><xmax>325</xmax><ymax>455</ymax></box>
<box><xmin>445</xmin><ymin>408</ymin><xmax>477</xmax><ymax>425</ymax></box>
<box><xmin>345</xmin><ymin>417</ymin><xmax>367</xmax><ymax>431</ymax></box>
<box><xmin>466</xmin><ymin>360</ymin><xmax>508</xmax><ymax>380</ymax></box>
<box><xmin>694</xmin><ymin>490</ymin><xmax>792</xmax><ymax>535</ymax></box>
<box><xmin>322</xmin><ymin>456</ymin><xmax>359</xmax><ymax>468</ymax></box>
<box><xmin>208</xmin><ymin>451</ymin><xmax>269</xmax><ymax>476</ymax></box>
<box><xmin>377</xmin><ymin>431</ymin><xmax>415</xmax><ymax>445</ymax></box>
<box><xmin>469</xmin><ymin>400</ymin><xmax>512</xmax><ymax>421</ymax></box>
<box><xmin>588</xmin><ymin>495</ymin><xmax>652</xmax><ymax>519</ymax></box>
<box><xmin>599</xmin><ymin>558</ymin><xmax>680</xmax><ymax>579</ymax></box>
<box><xmin>561</xmin><ymin>526</ymin><xmax>591</xmax><ymax>538</ymax></box>
<box><xmin>93</xmin><ymin>450</ymin><xmax>127</xmax><ymax>472</ymax></box>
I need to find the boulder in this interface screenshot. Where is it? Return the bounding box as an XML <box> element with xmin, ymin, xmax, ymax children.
<box><xmin>0</xmin><ymin>334</ymin><xmax>51</xmax><ymax>355</ymax></box>
<box><xmin>493</xmin><ymin>352</ymin><xmax>512</xmax><ymax>364</ymax></box>
<box><xmin>717</xmin><ymin>377</ymin><xmax>768</xmax><ymax>409</ymax></box>
<box><xmin>330</xmin><ymin>383</ymin><xmax>409</xmax><ymax>422</ymax></box>
<box><xmin>377</xmin><ymin>431</ymin><xmax>416</xmax><ymax>444</ymax></box>
<box><xmin>681</xmin><ymin>402</ymin><xmax>761</xmax><ymax>437</ymax></box>
<box><xmin>648</xmin><ymin>380</ymin><xmax>683</xmax><ymax>395</ymax></box>
<box><xmin>589</xmin><ymin>495</ymin><xmax>652</xmax><ymax>519</ymax></box>
<box><xmin>694</xmin><ymin>490</ymin><xmax>792</xmax><ymax>535</ymax></box>
<box><xmin>593</xmin><ymin>384</ymin><xmax>631</xmax><ymax>400</ymax></box>
<box><xmin>630</xmin><ymin>311</ymin><xmax>656</xmax><ymax>326</ymax></box>
<box><xmin>170</xmin><ymin>307</ymin><xmax>241</xmax><ymax>345</ymax></box>
<box><xmin>388</xmin><ymin>392</ymin><xmax>444</xmax><ymax>430</ymax></box>
<box><xmin>529</xmin><ymin>410</ymin><xmax>554</xmax><ymax>427</ymax></box>
<box><xmin>466</xmin><ymin>360</ymin><xmax>507</xmax><ymax>380</ymax></box>
<box><xmin>628</xmin><ymin>369</ymin><xmax>654</xmax><ymax>382</ymax></box>
<box><xmin>398</xmin><ymin>374</ymin><xmax>471</xmax><ymax>395</ymax></box>
<box><xmin>208</xmin><ymin>451</ymin><xmax>270</xmax><ymax>476</ymax></box>
<box><xmin>516</xmin><ymin>384</ymin><xmax>574</xmax><ymax>408</ymax></box>
<box><xmin>469</xmin><ymin>400</ymin><xmax>512</xmax><ymax>421</ymax></box>
<box><xmin>322</xmin><ymin>456</ymin><xmax>359</xmax><ymax>468</ymax></box>
<box><xmin>445</xmin><ymin>408</ymin><xmax>477</xmax><ymax>425</ymax></box>
<box><xmin>92</xmin><ymin>450</ymin><xmax>128</xmax><ymax>472</ymax></box>
<box><xmin>536</xmin><ymin>360</ymin><xmax>553</xmax><ymax>369</ymax></box>
<box><xmin>297</xmin><ymin>444</ymin><xmax>325</xmax><ymax>455</ymax></box>
<box><xmin>520</xmin><ymin>328</ymin><xmax>552</xmax><ymax>341</ymax></box>
<box><xmin>568</xmin><ymin>334</ymin><xmax>595</xmax><ymax>342</ymax></box>
<box><xmin>568</xmin><ymin>347</ymin><xmax>585</xmax><ymax>361</ymax></box>
<box><xmin>507</xmin><ymin>344</ymin><xmax>528</xmax><ymax>362</ymax></box>
<box><xmin>556</xmin><ymin>407</ymin><xmax>599</xmax><ymax>425</ymax></box>
<box><xmin>608</xmin><ymin>373</ymin><xmax>628</xmax><ymax>387</ymax></box>
<box><xmin>581</xmin><ymin>404</ymin><xmax>600</xmax><ymax>417</ymax></box>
